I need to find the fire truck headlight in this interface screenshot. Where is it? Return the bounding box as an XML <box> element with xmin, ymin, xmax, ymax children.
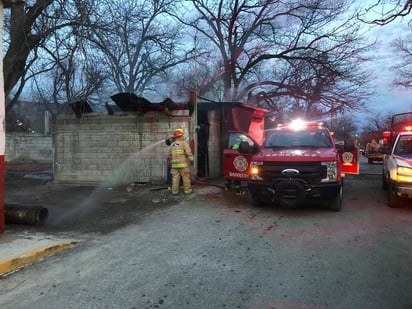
<box><xmin>321</xmin><ymin>162</ymin><xmax>337</xmax><ymax>182</ymax></box>
<box><xmin>250</xmin><ymin>161</ymin><xmax>263</xmax><ymax>180</ymax></box>
<box><xmin>251</xmin><ymin>166</ymin><xmax>260</xmax><ymax>175</ymax></box>
<box><xmin>396</xmin><ymin>166</ymin><xmax>412</xmax><ymax>183</ymax></box>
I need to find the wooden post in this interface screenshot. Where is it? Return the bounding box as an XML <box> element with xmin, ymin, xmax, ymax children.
<box><xmin>0</xmin><ymin>1</ymin><xmax>6</xmax><ymax>232</ymax></box>
<box><xmin>190</xmin><ymin>90</ymin><xmax>198</xmax><ymax>177</ymax></box>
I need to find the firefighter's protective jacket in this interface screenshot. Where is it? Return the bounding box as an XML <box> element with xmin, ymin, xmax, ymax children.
<box><xmin>169</xmin><ymin>137</ymin><xmax>194</xmax><ymax>168</ymax></box>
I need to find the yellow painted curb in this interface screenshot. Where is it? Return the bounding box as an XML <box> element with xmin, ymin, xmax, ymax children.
<box><xmin>0</xmin><ymin>241</ymin><xmax>79</xmax><ymax>276</ymax></box>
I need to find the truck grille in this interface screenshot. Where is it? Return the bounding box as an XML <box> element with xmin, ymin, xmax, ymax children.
<box><xmin>261</xmin><ymin>162</ymin><xmax>327</xmax><ymax>185</ymax></box>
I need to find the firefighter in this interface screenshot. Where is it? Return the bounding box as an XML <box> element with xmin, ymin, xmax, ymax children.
<box><xmin>165</xmin><ymin>128</ymin><xmax>184</xmax><ymax>189</ymax></box>
<box><xmin>168</xmin><ymin>128</ymin><xmax>194</xmax><ymax>195</ymax></box>
<box><xmin>370</xmin><ymin>139</ymin><xmax>378</xmax><ymax>153</ymax></box>
<box><xmin>232</xmin><ymin>134</ymin><xmax>248</xmax><ymax>150</ymax></box>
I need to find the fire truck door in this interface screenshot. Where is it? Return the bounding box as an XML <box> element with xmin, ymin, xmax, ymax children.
<box><xmin>223</xmin><ymin>132</ymin><xmax>254</xmax><ymax>182</ymax></box>
<box><xmin>340</xmin><ymin>139</ymin><xmax>360</xmax><ymax>175</ymax></box>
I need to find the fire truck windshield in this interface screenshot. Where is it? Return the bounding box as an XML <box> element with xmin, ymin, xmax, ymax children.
<box><xmin>393</xmin><ymin>135</ymin><xmax>412</xmax><ymax>157</ymax></box>
<box><xmin>264</xmin><ymin>128</ymin><xmax>333</xmax><ymax>148</ymax></box>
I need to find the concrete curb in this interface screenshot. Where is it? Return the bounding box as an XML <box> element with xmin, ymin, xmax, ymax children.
<box><xmin>0</xmin><ymin>241</ymin><xmax>78</xmax><ymax>276</ymax></box>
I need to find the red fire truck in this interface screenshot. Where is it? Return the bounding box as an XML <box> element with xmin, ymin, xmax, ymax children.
<box><xmin>223</xmin><ymin>119</ymin><xmax>358</xmax><ymax>211</ymax></box>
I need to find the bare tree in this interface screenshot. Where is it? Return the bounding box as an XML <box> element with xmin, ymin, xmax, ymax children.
<box><xmin>31</xmin><ymin>23</ymin><xmax>108</xmax><ymax>107</ymax></box>
<box><xmin>392</xmin><ymin>37</ymin><xmax>412</xmax><ymax>88</ymax></box>
<box><xmin>357</xmin><ymin>0</ymin><xmax>412</xmax><ymax>25</ymax></box>
<box><xmin>2</xmin><ymin>0</ymin><xmax>85</xmax><ymax>112</ymax></box>
<box><xmin>4</xmin><ymin>0</ymin><xmax>53</xmax><ymax>111</ymax></box>
<box><xmin>361</xmin><ymin>111</ymin><xmax>392</xmax><ymax>133</ymax></box>
<box><xmin>4</xmin><ymin>0</ymin><xmax>197</xmax><ymax>116</ymax></box>
<box><xmin>358</xmin><ymin>110</ymin><xmax>393</xmax><ymax>146</ymax></box>
<box><xmin>357</xmin><ymin>1</ymin><xmax>412</xmax><ymax>91</ymax></box>
<box><xmin>330</xmin><ymin>115</ymin><xmax>359</xmax><ymax>140</ymax></box>
<box><xmin>75</xmin><ymin>0</ymin><xmax>194</xmax><ymax>98</ymax></box>
<box><xmin>169</xmin><ymin>0</ymin><xmax>373</xmax><ymax>117</ymax></box>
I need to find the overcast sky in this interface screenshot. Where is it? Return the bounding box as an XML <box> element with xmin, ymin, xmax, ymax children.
<box><xmin>358</xmin><ymin>1</ymin><xmax>412</xmax><ymax>117</ymax></box>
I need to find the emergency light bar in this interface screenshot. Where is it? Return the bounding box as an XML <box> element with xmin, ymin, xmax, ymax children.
<box><xmin>404</xmin><ymin>125</ymin><xmax>412</xmax><ymax>131</ymax></box>
<box><xmin>289</xmin><ymin>119</ymin><xmax>306</xmax><ymax>130</ymax></box>
<box><xmin>276</xmin><ymin>119</ymin><xmax>324</xmax><ymax>131</ymax></box>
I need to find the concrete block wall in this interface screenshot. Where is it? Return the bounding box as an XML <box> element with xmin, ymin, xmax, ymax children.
<box><xmin>5</xmin><ymin>133</ymin><xmax>53</xmax><ymax>163</ymax></box>
<box><xmin>53</xmin><ymin>112</ymin><xmax>193</xmax><ymax>185</ymax></box>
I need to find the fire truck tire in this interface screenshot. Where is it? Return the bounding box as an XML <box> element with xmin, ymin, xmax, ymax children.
<box><xmin>388</xmin><ymin>185</ymin><xmax>401</xmax><ymax>208</ymax></box>
<box><xmin>328</xmin><ymin>186</ymin><xmax>342</xmax><ymax>211</ymax></box>
<box><xmin>382</xmin><ymin>172</ymin><xmax>388</xmax><ymax>190</ymax></box>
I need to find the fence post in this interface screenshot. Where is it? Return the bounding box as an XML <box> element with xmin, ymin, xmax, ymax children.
<box><xmin>0</xmin><ymin>2</ymin><xmax>7</xmax><ymax>232</ymax></box>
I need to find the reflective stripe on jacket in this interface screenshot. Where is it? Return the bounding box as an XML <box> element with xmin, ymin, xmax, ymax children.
<box><xmin>169</xmin><ymin>138</ymin><xmax>194</xmax><ymax>168</ymax></box>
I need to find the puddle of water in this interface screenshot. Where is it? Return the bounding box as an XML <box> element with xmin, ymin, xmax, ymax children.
<box><xmin>54</xmin><ymin>139</ymin><xmax>166</xmax><ymax>224</ymax></box>
<box><xmin>23</xmin><ymin>171</ymin><xmax>53</xmax><ymax>181</ymax></box>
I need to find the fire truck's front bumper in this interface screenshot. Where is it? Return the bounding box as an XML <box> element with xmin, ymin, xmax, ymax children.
<box><xmin>248</xmin><ymin>180</ymin><xmax>342</xmax><ymax>203</ymax></box>
<box><xmin>391</xmin><ymin>181</ymin><xmax>412</xmax><ymax>198</ymax></box>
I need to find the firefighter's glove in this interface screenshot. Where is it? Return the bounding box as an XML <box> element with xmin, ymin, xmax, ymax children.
<box><xmin>190</xmin><ymin>160</ymin><xmax>194</xmax><ymax>166</ymax></box>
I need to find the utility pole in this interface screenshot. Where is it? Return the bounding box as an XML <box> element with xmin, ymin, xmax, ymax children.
<box><xmin>0</xmin><ymin>0</ymin><xmax>9</xmax><ymax>232</ymax></box>
<box><xmin>0</xmin><ymin>0</ymin><xmax>18</xmax><ymax>232</ymax></box>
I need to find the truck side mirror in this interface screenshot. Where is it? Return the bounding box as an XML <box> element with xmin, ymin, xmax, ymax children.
<box><xmin>239</xmin><ymin>141</ymin><xmax>251</xmax><ymax>154</ymax></box>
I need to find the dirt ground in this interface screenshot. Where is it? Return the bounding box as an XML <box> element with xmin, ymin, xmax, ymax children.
<box><xmin>4</xmin><ymin>161</ymin><xmax>185</xmax><ymax>235</ymax></box>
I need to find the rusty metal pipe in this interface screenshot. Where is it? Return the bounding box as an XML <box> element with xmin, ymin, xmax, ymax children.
<box><xmin>5</xmin><ymin>204</ymin><xmax>49</xmax><ymax>226</ymax></box>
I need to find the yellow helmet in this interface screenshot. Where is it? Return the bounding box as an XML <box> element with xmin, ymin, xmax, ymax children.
<box><xmin>173</xmin><ymin>128</ymin><xmax>184</xmax><ymax>138</ymax></box>
<box><xmin>239</xmin><ymin>134</ymin><xmax>248</xmax><ymax>142</ymax></box>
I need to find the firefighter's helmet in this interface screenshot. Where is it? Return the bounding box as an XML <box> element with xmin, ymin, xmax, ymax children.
<box><xmin>173</xmin><ymin>128</ymin><xmax>184</xmax><ymax>138</ymax></box>
<box><xmin>238</xmin><ymin>134</ymin><xmax>248</xmax><ymax>142</ymax></box>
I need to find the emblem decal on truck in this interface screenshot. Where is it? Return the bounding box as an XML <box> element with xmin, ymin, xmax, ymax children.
<box><xmin>342</xmin><ymin>152</ymin><xmax>354</xmax><ymax>164</ymax></box>
<box><xmin>233</xmin><ymin>155</ymin><xmax>248</xmax><ymax>172</ymax></box>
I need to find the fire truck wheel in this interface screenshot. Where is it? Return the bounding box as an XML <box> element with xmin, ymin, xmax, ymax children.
<box><xmin>382</xmin><ymin>172</ymin><xmax>388</xmax><ymax>190</ymax></box>
<box><xmin>328</xmin><ymin>186</ymin><xmax>342</xmax><ymax>211</ymax></box>
<box><xmin>388</xmin><ymin>185</ymin><xmax>401</xmax><ymax>208</ymax></box>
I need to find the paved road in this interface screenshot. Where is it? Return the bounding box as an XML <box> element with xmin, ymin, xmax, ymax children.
<box><xmin>1</xmin><ymin>160</ymin><xmax>412</xmax><ymax>309</ymax></box>
<box><xmin>358</xmin><ymin>153</ymin><xmax>383</xmax><ymax>175</ymax></box>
